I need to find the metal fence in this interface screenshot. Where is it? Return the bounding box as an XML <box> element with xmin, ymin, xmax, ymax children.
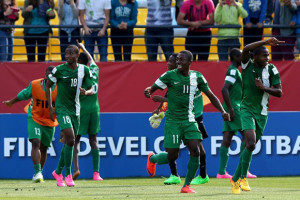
<box><xmin>0</xmin><ymin>24</ymin><xmax>299</xmax><ymax>62</ymax></box>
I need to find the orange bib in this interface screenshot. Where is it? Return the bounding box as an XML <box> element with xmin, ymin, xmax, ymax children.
<box><xmin>31</xmin><ymin>78</ymin><xmax>58</xmax><ymax>127</ymax></box>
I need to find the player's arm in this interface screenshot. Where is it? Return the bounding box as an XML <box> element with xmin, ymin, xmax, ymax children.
<box><xmin>144</xmin><ymin>85</ymin><xmax>159</xmax><ymax>98</ymax></box>
<box><xmin>3</xmin><ymin>83</ymin><xmax>32</xmax><ymax>107</ymax></box>
<box><xmin>242</xmin><ymin>38</ymin><xmax>285</xmax><ymax>64</ymax></box>
<box><xmin>204</xmin><ymin>89</ymin><xmax>230</xmax><ymax>121</ymax></box>
<box><xmin>79</xmin><ymin>87</ymin><xmax>94</xmax><ymax>95</ymax></box>
<box><xmin>77</xmin><ymin>40</ymin><xmax>95</xmax><ymax>65</ymax></box>
<box><xmin>255</xmin><ymin>80</ymin><xmax>282</xmax><ymax>97</ymax></box>
<box><xmin>221</xmin><ymin>82</ymin><xmax>235</xmax><ymax>120</ymax></box>
<box><xmin>46</xmin><ymin>78</ymin><xmax>55</xmax><ymax>121</ymax></box>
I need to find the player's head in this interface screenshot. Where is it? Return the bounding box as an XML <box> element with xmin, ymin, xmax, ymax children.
<box><xmin>253</xmin><ymin>46</ymin><xmax>269</xmax><ymax>67</ymax></box>
<box><xmin>65</xmin><ymin>45</ymin><xmax>79</xmax><ymax>65</ymax></box>
<box><xmin>167</xmin><ymin>53</ymin><xmax>178</xmax><ymax>70</ymax></box>
<box><xmin>45</xmin><ymin>66</ymin><xmax>54</xmax><ymax>77</ymax></box>
<box><xmin>78</xmin><ymin>52</ymin><xmax>89</xmax><ymax>66</ymax></box>
<box><xmin>230</xmin><ymin>48</ymin><xmax>242</xmax><ymax>66</ymax></box>
<box><xmin>177</xmin><ymin>50</ymin><xmax>193</xmax><ymax>72</ymax></box>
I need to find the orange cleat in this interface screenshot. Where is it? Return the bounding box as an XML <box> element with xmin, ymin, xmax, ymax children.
<box><xmin>180</xmin><ymin>185</ymin><xmax>196</xmax><ymax>193</ymax></box>
<box><xmin>146</xmin><ymin>152</ymin><xmax>156</xmax><ymax>177</ymax></box>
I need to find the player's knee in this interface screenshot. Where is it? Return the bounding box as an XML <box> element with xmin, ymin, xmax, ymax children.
<box><xmin>200</xmin><ymin>149</ymin><xmax>206</xmax><ymax>158</ymax></box>
<box><xmin>31</xmin><ymin>139</ymin><xmax>40</xmax><ymax>149</ymax></box>
<box><xmin>246</xmin><ymin>142</ymin><xmax>256</xmax><ymax>152</ymax></box>
<box><xmin>190</xmin><ymin>148</ymin><xmax>200</xmax><ymax>157</ymax></box>
<box><xmin>168</xmin><ymin>153</ymin><xmax>179</xmax><ymax>162</ymax></box>
<box><xmin>89</xmin><ymin>136</ymin><xmax>97</xmax><ymax>149</ymax></box>
<box><xmin>222</xmin><ymin>140</ymin><xmax>231</xmax><ymax>148</ymax></box>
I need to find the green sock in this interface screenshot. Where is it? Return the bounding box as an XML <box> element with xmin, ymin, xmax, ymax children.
<box><xmin>218</xmin><ymin>145</ymin><xmax>229</xmax><ymax>175</ymax></box>
<box><xmin>241</xmin><ymin>148</ymin><xmax>253</xmax><ymax>178</ymax></box>
<box><xmin>183</xmin><ymin>156</ymin><xmax>200</xmax><ymax>187</ymax></box>
<box><xmin>34</xmin><ymin>164</ymin><xmax>41</xmax><ymax>175</ymax></box>
<box><xmin>56</xmin><ymin>145</ymin><xmax>65</xmax><ymax>174</ymax></box>
<box><xmin>150</xmin><ymin>152</ymin><xmax>169</xmax><ymax>165</ymax></box>
<box><xmin>64</xmin><ymin>144</ymin><xmax>74</xmax><ymax>176</ymax></box>
<box><xmin>91</xmin><ymin>148</ymin><xmax>100</xmax><ymax>172</ymax></box>
<box><xmin>232</xmin><ymin>150</ymin><xmax>243</xmax><ymax>182</ymax></box>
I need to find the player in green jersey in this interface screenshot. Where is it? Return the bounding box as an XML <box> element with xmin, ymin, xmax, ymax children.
<box><xmin>151</xmin><ymin>54</ymin><xmax>209</xmax><ymax>185</ymax></box>
<box><xmin>230</xmin><ymin>38</ymin><xmax>283</xmax><ymax>194</ymax></box>
<box><xmin>218</xmin><ymin>48</ymin><xmax>257</xmax><ymax>179</ymax></box>
<box><xmin>46</xmin><ymin>45</ymin><xmax>93</xmax><ymax>187</ymax></box>
<box><xmin>145</xmin><ymin>50</ymin><xmax>230</xmax><ymax>193</ymax></box>
<box><xmin>72</xmin><ymin>42</ymin><xmax>103</xmax><ymax>181</ymax></box>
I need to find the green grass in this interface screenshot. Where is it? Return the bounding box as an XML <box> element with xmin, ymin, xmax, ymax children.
<box><xmin>0</xmin><ymin>177</ymin><xmax>299</xmax><ymax>200</ymax></box>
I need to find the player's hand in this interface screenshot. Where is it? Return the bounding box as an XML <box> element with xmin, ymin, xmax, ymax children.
<box><xmin>151</xmin><ymin>95</ymin><xmax>165</xmax><ymax>103</ymax></box>
<box><xmin>144</xmin><ymin>86</ymin><xmax>151</xmax><ymax>98</ymax></box>
<box><xmin>255</xmin><ymin>78</ymin><xmax>265</xmax><ymax>90</ymax></box>
<box><xmin>79</xmin><ymin>87</ymin><xmax>87</xmax><ymax>95</ymax></box>
<box><xmin>222</xmin><ymin>112</ymin><xmax>230</xmax><ymax>121</ymax></box>
<box><xmin>2</xmin><ymin>100</ymin><xmax>13</xmax><ymax>107</ymax></box>
<box><xmin>76</xmin><ymin>40</ymin><xmax>85</xmax><ymax>50</ymax></box>
<box><xmin>49</xmin><ymin>106</ymin><xmax>56</xmax><ymax>122</ymax></box>
<box><xmin>229</xmin><ymin>108</ymin><xmax>235</xmax><ymax>121</ymax></box>
<box><xmin>265</xmin><ymin>37</ymin><xmax>285</xmax><ymax>46</ymax></box>
<box><xmin>246</xmin><ymin>23</ymin><xmax>252</xmax><ymax>28</ymax></box>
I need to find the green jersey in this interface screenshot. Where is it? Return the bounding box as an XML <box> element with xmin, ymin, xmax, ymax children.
<box><xmin>241</xmin><ymin>59</ymin><xmax>281</xmax><ymax>116</ymax></box>
<box><xmin>193</xmin><ymin>90</ymin><xmax>204</xmax><ymax>118</ymax></box>
<box><xmin>153</xmin><ymin>69</ymin><xmax>210</xmax><ymax>122</ymax></box>
<box><xmin>47</xmin><ymin>63</ymin><xmax>93</xmax><ymax>116</ymax></box>
<box><xmin>222</xmin><ymin>64</ymin><xmax>242</xmax><ymax>111</ymax></box>
<box><xmin>80</xmin><ymin>61</ymin><xmax>100</xmax><ymax>115</ymax></box>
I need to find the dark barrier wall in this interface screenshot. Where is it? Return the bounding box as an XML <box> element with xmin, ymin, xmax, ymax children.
<box><xmin>0</xmin><ymin>62</ymin><xmax>299</xmax><ymax>179</ymax></box>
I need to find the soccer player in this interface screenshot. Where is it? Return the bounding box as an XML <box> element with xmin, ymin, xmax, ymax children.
<box><xmin>218</xmin><ymin>48</ymin><xmax>257</xmax><ymax>179</ymax></box>
<box><xmin>230</xmin><ymin>38</ymin><xmax>283</xmax><ymax>194</ymax></box>
<box><xmin>46</xmin><ymin>45</ymin><xmax>93</xmax><ymax>187</ymax></box>
<box><xmin>151</xmin><ymin>54</ymin><xmax>210</xmax><ymax>185</ymax></box>
<box><xmin>72</xmin><ymin>42</ymin><xmax>103</xmax><ymax>181</ymax></box>
<box><xmin>144</xmin><ymin>50</ymin><xmax>230</xmax><ymax>193</ymax></box>
<box><xmin>3</xmin><ymin>66</ymin><xmax>58</xmax><ymax>183</ymax></box>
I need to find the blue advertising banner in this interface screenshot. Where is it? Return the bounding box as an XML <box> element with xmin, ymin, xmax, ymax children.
<box><xmin>0</xmin><ymin>112</ymin><xmax>299</xmax><ymax>179</ymax></box>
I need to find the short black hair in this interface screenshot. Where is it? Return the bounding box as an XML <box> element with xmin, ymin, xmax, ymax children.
<box><xmin>46</xmin><ymin>66</ymin><xmax>54</xmax><ymax>73</ymax></box>
<box><xmin>78</xmin><ymin>52</ymin><xmax>89</xmax><ymax>65</ymax></box>
<box><xmin>168</xmin><ymin>53</ymin><xmax>178</xmax><ymax>60</ymax></box>
<box><xmin>179</xmin><ymin>50</ymin><xmax>193</xmax><ymax>62</ymax></box>
<box><xmin>66</xmin><ymin>45</ymin><xmax>79</xmax><ymax>54</ymax></box>
<box><xmin>230</xmin><ymin>48</ymin><xmax>241</xmax><ymax>61</ymax></box>
<box><xmin>253</xmin><ymin>46</ymin><xmax>267</xmax><ymax>56</ymax></box>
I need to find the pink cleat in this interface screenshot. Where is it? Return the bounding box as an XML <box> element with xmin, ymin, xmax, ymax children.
<box><xmin>65</xmin><ymin>175</ymin><xmax>75</xmax><ymax>187</ymax></box>
<box><xmin>93</xmin><ymin>172</ymin><xmax>103</xmax><ymax>181</ymax></box>
<box><xmin>216</xmin><ymin>172</ymin><xmax>232</xmax><ymax>179</ymax></box>
<box><xmin>52</xmin><ymin>170</ymin><xmax>65</xmax><ymax>187</ymax></box>
<box><xmin>247</xmin><ymin>171</ymin><xmax>257</xmax><ymax>178</ymax></box>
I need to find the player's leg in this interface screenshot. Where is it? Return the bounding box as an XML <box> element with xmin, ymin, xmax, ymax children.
<box><xmin>191</xmin><ymin>142</ymin><xmax>209</xmax><ymax>185</ymax></box>
<box><xmin>39</xmin><ymin>125</ymin><xmax>55</xmax><ymax>170</ymax></box>
<box><xmin>88</xmin><ymin>112</ymin><xmax>102</xmax><ymax>180</ymax></box>
<box><xmin>218</xmin><ymin>131</ymin><xmax>234</xmax><ymax>178</ymax></box>
<box><xmin>40</xmin><ymin>143</ymin><xmax>47</xmax><ymax>169</ymax></box>
<box><xmin>72</xmin><ymin>134</ymin><xmax>81</xmax><ymax>180</ymax></box>
<box><xmin>164</xmin><ymin>148</ymin><xmax>181</xmax><ymax>185</ymax></box>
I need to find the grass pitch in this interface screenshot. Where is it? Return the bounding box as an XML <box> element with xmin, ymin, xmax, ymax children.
<box><xmin>0</xmin><ymin>177</ymin><xmax>299</xmax><ymax>200</ymax></box>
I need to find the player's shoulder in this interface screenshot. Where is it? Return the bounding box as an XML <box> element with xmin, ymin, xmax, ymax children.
<box><xmin>227</xmin><ymin>65</ymin><xmax>239</xmax><ymax>76</ymax></box>
<box><xmin>190</xmin><ymin>70</ymin><xmax>203</xmax><ymax>76</ymax></box>
<box><xmin>267</xmin><ymin>63</ymin><xmax>279</xmax><ymax>75</ymax></box>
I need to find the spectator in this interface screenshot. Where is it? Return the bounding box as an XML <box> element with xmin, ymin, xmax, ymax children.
<box><xmin>145</xmin><ymin>0</ymin><xmax>174</xmax><ymax>61</ymax></box>
<box><xmin>0</xmin><ymin>0</ymin><xmax>19</xmax><ymax>61</ymax></box>
<box><xmin>177</xmin><ymin>0</ymin><xmax>215</xmax><ymax>61</ymax></box>
<box><xmin>175</xmin><ymin>0</ymin><xmax>183</xmax><ymax>19</ymax></box>
<box><xmin>78</xmin><ymin>0</ymin><xmax>111</xmax><ymax>62</ymax></box>
<box><xmin>214</xmin><ymin>0</ymin><xmax>248</xmax><ymax>61</ymax></box>
<box><xmin>292</xmin><ymin>0</ymin><xmax>300</xmax><ymax>52</ymax></box>
<box><xmin>110</xmin><ymin>0</ymin><xmax>138</xmax><ymax>61</ymax></box>
<box><xmin>243</xmin><ymin>0</ymin><xmax>267</xmax><ymax>46</ymax></box>
<box><xmin>272</xmin><ymin>0</ymin><xmax>297</xmax><ymax>60</ymax></box>
<box><xmin>265</xmin><ymin>0</ymin><xmax>274</xmax><ymax>24</ymax></box>
<box><xmin>22</xmin><ymin>0</ymin><xmax>55</xmax><ymax>62</ymax></box>
<box><xmin>58</xmin><ymin>0</ymin><xmax>80</xmax><ymax>61</ymax></box>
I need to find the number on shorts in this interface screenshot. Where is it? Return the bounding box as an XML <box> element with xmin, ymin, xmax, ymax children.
<box><xmin>63</xmin><ymin>116</ymin><xmax>71</xmax><ymax>124</ymax></box>
<box><xmin>35</xmin><ymin>127</ymin><xmax>41</xmax><ymax>136</ymax></box>
<box><xmin>173</xmin><ymin>135</ymin><xmax>179</xmax><ymax>144</ymax></box>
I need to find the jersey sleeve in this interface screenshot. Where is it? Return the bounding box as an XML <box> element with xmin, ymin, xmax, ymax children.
<box><xmin>17</xmin><ymin>82</ymin><xmax>32</xmax><ymax>100</ymax></box>
<box><xmin>90</xmin><ymin>63</ymin><xmax>99</xmax><ymax>81</ymax></box>
<box><xmin>224</xmin><ymin>68</ymin><xmax>238</xmax><ymax>86</ymax></box>
<box><xmin>83</xmin><ymin>66</ymin><xmax>93</xmax><ymax>88</ymax></box>
<box><xmin>153</xmin><ymin>71</ymin><xmax>171</xmax><ymax>90</ymax></box>
<box><xmin>270</xmin><ymin>65</ymin><xmax>281</xmax><ymax>86</ymax></box>
<box><xmin>197</xmin><ymin>74</ymin><xmax>210</xmax><ymax>93</ymax></box>
<box><xmin>47</xmin><ymin>67</ymin><xmax>59</xmax><ymax>84</ymax></box>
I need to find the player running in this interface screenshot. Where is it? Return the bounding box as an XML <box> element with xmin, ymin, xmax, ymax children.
<box><xmin>3</xmin><ymin>66</ymin><xmax>58</xmax><ymax>183</ymax></box>
<box><xmin>230</xmin><ymin>38</ymin><xmax>283</xmax><ymax>194</ymax></box>
<box><xmin>217</xmin><ymin>48</ymin><xmax>257</xmax><ymax>179</ymax></box>
<box><xmin>46</xmin><ymin>45</ymin><xmax>93</xmax><ymax>187</ymax></box>
<box><xmin>150</xmin><ymin>54</ymin><xmax>210</xmax><ymax>185</ymax></box>
<box><xmin>144</xmin><ymin>50</ymin><xmax>230</xmax><ymax>193</ymax></box>
<box><xmin>72</xmin><ymin>42</ymin><xmax>103</xmax><ymax>181</ymax></box>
